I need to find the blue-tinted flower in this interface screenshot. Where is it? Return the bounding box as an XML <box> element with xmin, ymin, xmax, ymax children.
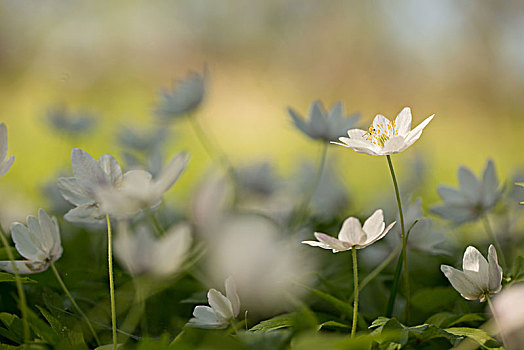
<box><xmin>46</xmin><ymin>107</ymin><xmax>96</xmax><ymax>135</ymax></box>
<box><xmin>432</xmin><ymin>160</ymin><xmax>503</xmax><ymax>224</ymax></box>
<box><xmin>288</xmin><ymin>100</ymin><xmax>359</xmax><ymax>141</ymax></box>
<box><xmin>440</xmin><ymin>245</ymin><xmax>502</xmax><ymax>302</ymax></box>
<box><xmin>155</xmin><ymin>71</ymin><xmax>205</xmax><ymax>121</ymax></box>
<box><xmin>0</xmin><ymin>123</ymin><xmax>14</xmax><ymax>178</ymax></box>
<box><xmin>332</xmin><ymin>107</ymin><xmax>434</xmax><ymax>156</ymax></box>
<box><xmin>0</xmin><ymin>209</ymin><xmax>62</xmax><ymax>274</ymax></box>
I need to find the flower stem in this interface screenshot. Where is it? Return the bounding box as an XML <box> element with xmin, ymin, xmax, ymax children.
<box><xmin>385</xmin><ymin>155</ymin><xmax>409</xmax><ymax>322</ymax></box>
<box><xmin>485</xmin><ymin>293</ymin><xmax>508</xmax><ymax>349</ymax></box>
<box><xmin>359</xmin><ymin>244</ymin><xmax>401</xmax><ymax>293</ymax></box>
<box><xmin>106</xmin><ymin>215</ymin><xmax>117</xmax><ymax>350</ymax></box>
<box><xmin>49</xmin><ymin>261</ymin><xmax>100</xmax><ymax>346</ymax></box>
<box><xmin>292</xmin><ymin>142</ymin><xmax>328</xmax><ymax>229</ymax></box>
<box><xmin>351</xmin><ymin>247</ymin><xmax>359</xmax><ymax>338</ymax></box>
<box><xmin>482</xmin><ymin>215</ymin><xmax>506</xmax><ymax>269</ymax></box>
<box><xmin>0</xmin><ymin>226</ymin><xmax>30</xmax><ymax>344</ymax></box>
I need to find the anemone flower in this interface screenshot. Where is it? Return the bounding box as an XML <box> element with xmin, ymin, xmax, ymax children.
<box><xmin>331</xmin><ymin>107</ymin><xmax>434</xmax><ymax>156</ymax></box>
<box><xmin>0</xmin><ymin>123</ymin><xmax>14</xmax><ymax>178</ymax></box>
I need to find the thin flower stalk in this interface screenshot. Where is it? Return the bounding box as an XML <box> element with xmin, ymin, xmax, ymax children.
<box><xmin>482</xmin><ymin>216</ymin><xmax>506</xmax><ymax>269</ymax></box>
<box><xmin>385</xmin><ymin>155</ymin><xmax>410</xmax><ymax>321</ymax></box>
<box><xmin>49</xmin><ymin>261</ymin><xmax>100</xmax><ymax>346</ymax></box>
<box><xmin>351</xmin><ymin>247</ymin><xmax>359</xmax><ymax>338</ymax></box>
<box><xmin>106</xmin><ymin>215</ymin><xmax>117</xmax><ymax>350</ymax></box>
<box><xmin>0</xmin><ymin>226</ymin><xmax>29</xmax><ymax>344</ymax></box>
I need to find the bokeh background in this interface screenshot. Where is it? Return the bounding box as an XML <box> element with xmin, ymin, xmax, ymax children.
<box><xmin>1</xmin><ymin>0</ymin><xmax>523</xmax><ymax>216</ymax></box>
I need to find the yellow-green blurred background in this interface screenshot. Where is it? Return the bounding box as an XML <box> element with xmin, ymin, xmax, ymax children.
<box><xmin>1</xmin><ymin>1</ymin><xmax>523</xmax><ymax>215</ymax></box>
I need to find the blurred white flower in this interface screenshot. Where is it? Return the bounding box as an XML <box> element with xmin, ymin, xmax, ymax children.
<box><xmin>114</xmin><ymin>222</ymin><xmax>192</xmax><ymax>277</ymax></box>
<box><xmin>288</xmin><ymin>100</ymin><xmax>360</xmax><ymax>141</ymax></box>
<box><xmin>332</xmin><ymin>107</ymin><xmax>434</xmax><ymax>156</ymax></box>
<box><xmin>440</xmin><ymin>245</ymin><xmax>502</xmax><ymax>302</ymax></box>
<box><xmin>96</xmin><ymin>152</ymin><xmax>189</xmax><ymax>218</ymax></box>
<box><xmin>0</xmin><ymin>123</ymin><xmax>15</xmax><ymax>177</ymax></box>
<box><xmin>0</xmin><ymin>209</ymin><xmax>62</xmax><ymax>274</ymax></box>
<box><xmin>491</xmin><ymin>283</ymin><xmax>524</xmax><ymax>349</ymax></box>
<box><xmin>302</xmin><ymin>209</ymin><xmax>396</xmax><ymax>252</ymax></box>
<box><xmin>155</xmin><ymin>70</ymin><xmax>205</xmax><ymax>121</ymax></box>
<box><xmin>188</xmin><ymin>276</ymin><xmax>240</xmax><ymax>329</ymax></box>
<box><xmin>432</xmin><ymin>160</ymin><xmax>502</xmax><ymax>224</ymax></box>
<box><xmin>57</xmin><ymin>148</ymin><xmax>123</xmax><ymax>223</ymax></box>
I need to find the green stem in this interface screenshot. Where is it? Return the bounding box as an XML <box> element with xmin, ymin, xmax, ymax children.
<box><xmin>482</xmin><ymin>215</ymin><xmax>506</xmax><ymax>268</ymax></box>
<box><xmin>385</xmin><ymin>155</ymin><xmax>409</xmax><ymax>322</ymax></box>
<box><xmin>145</xmin><ymin>207</ymin><xmax>163</xmax><ymax>236</ymax></box>
<box><xmin>106</xmin><ymin>215</ymin><xmax>117</xmax><ymax>350</ymax></box>
<box><xmin>292</xmin><ymin>142</ymin><xmax>328</xmax><ymax>229</ymax></box>
<box><xmin>485</xmin><ymin>293</ymin><xmax>508</xmax><ymax>349</ymax></box>
<box><xmin>49</xmin><ymin>261</ymin><xmax>100</xmax><ymax>346</ymax></box>
<box><xmin>0</xmin><ymin>226</ymin><xmax>30</xmax><ymax>345</ymax></box>
<box><xmin>351</xmin><ymin>247</ymin><xmax>359</xmax><ymax>338</ymax></box>
<box><xmin>359</xmin><ymin>245</ymin><xmax>401</xmax><ymax>293</ymax></box>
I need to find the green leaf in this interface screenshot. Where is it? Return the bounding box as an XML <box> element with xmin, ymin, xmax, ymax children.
<box><xmin>318</xmin><ymin>321</ymin><xmax>350</xmax><ymax>330</ymax></box>
<box><xmin>509</xmin><ymin>255</ymin><xmax>524</xmax><ymax>283</ymax></box>
<box><xmin>94</xmin><ymin>345</ymin><xmax>123</xmax><ymax>349</ymax></box>
<box><xmin>307</xmin><ymin>287</ymin><xmax>367</xmax><ymax>328</ymax></box>
<box><xmin>426</xmin><ymin>312</ymin><xmax>484</xmax><ymax>328</ymax></box>
<box><xmin>0</xmin><ymin>313</ymin><xmax>23</xmax><ymax>344</ymax></box>
<box><xmin>250</xmin><ymin>313</ymin><xmax>295</xmax><ymax>332</ymax></box>
<box><xmin>411</xmin><ymin>287</ymin><xmax>457</xmax><ymax>313</ymax></box>
<box><xmin>444</xmin><ymin>327</ymin><xmax>498</xmax><ymax>347</ymax></box>
<box><xmin>237</xmin><ymin>330</ymin><xmax>291</xmax><ymax>350</ymax></box>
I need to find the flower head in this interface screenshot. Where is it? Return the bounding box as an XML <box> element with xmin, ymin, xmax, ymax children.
<box><xmin>302</xmin><ymin>209</ymin><xmax>396</xmax><ymax>252</ymax></box>
<box><xmin>114</xmin><ymin>223</ymin><xmax>192</xmax><ymax>277</ymax></box>
<box><xmin>432</xmin><ymin>160</ymin><xmax>502</xmax><ymax>224</ymax></box>
<box><xmin>155</xmin><ymin>70</ymin><xmax>205</xmax><ymax>121</ymax></box>
<box><xmin>187</xmin><ymin>276</ymin><xmax>240</xmax><ymax>329</ymax></box>
<box><xmin>440</xmin><ymin>245</ymin><xmax>502</xmax><ymax>302</ymax></box>
<box><xmin>288</xmin><ymin>100</ymin><xmax>360</xmax><ymax>141</ymax></box>
<box><xmin>46</xmin><ymin>107</ymin><xmax>96</xmax><ymax>135</ymax></box>
<box><xmin>0</xmin><ymin>209</ymin><xmax>62</xmax><ymax>274</ymax></box>
<box><xmin>0</xmin><ymin>123</ymin><xmax>14</xmax><ymax>178</ymax></box>
<box><xmin>491</xmin><ymin>283</ymin><xmax>524</xmax><ymax>349</ymax></box>
<box><xmin>332</xmin><ymin>107</ymin><xmax>434</xmax><ymax>156</ymax></box>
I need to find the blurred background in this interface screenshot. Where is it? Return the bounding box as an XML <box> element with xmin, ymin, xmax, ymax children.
<box><xmin>0</xmin><ymin>0</ymin><xmax>523</xmax><ymax>214</ymax></box>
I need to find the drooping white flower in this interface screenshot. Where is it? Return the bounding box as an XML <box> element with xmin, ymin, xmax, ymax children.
<box><xmin>491</xmin><ymin>283</ymin><xmax>524</xmax><ymax>349</ymax></box>
<box><xmin>432</xmin><ymin>160</ymin><xmax>503</xmax><ymax>224</ymax></box>
<box><xmin>440</xmin><ymin>245</ymin><xmax>502</xmax><ymax>302</ymax></box>
<box><xmin>57</xmin><ymin>148</ymin><xmax>123</xmax><ymax>223</ymax></box>
<box><xmin>96</xmin><ymin>152</ymin><xmax>189</xmax><ymax>218</ymax></box>
<box><xmin>0</xmin><ymin>123</ymin><xmax>14</xmax><ymax>178</ymax></box>
<box><xmin>114</xmin><ymin>223</ymin><xmax>192</xmax><ymax>277</ymax></box>
<box><xmin>0</xmin><ymin>209</ymin><xmax>62</xmax><ymax>274</ymax></box>
<box><xmin>288</xmin><ymin>100</ymin><xmax>360</xmax><ymax>141</ymax></box>
<box><xmin>331</xmin><ymin>107</ymin><xmax>434</xmax><ymax>156</ymax></box>
<box><xmin>302</xmin><ymin>209</ymin><xmax>396</xmax><ymax>252</ymax></box>
<box><xmin>187</xmin><ymin>276</ymin><xmax>240</xmax><ymax>329</ymax></box>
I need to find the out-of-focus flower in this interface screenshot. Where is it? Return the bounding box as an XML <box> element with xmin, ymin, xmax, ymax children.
<box><xmin>440</xmin><ymin>245</ymin><xmax>502</xmax><ymax>302</ymax></box>
<box><xmin>432</xmin><ymin>160</ymin><xmax>502</xmax><ymax>225</ymax></box>
<box><xmin>236</xmin><ymin>161</ymin><xmax>279</xmax><ymax>197</ymax></box>
<box><xmin>96</xmin><ymin>152</ymin><xmax>189</xmax><ymax>218</ymax></box>
<box><xmin>0</xmin><ymin>123</ymin><xmax>14</xmax><ymax>177</ymax></box>
<box><xmin>302</xmin><ymin>209</ymin><xmax>395</xmax><ymax>252</ymax></box>
<box><xmin>114</xmin><ymin>223</ymin><xmax>192</xmax><ymax>277</ymax></box>
<box><xmin>332</xmin><ymin>107</ymin><xmax>434</xmax><ymax>156</ymax></box>
<box><xmin>288</xmin><ymin>100</ymin><xmax>359</xmax><ymax>141</ymax></box>
<box><xmin>491</xmin><ymin>283</ymin><xmax>524</xmax><ymax>349</ymax></box>
<box><xmin>515</xmin><ymin>182</ymin><xmax>524</xmax><ymax>205</ymax></box>
<box><xmin>155</xmin><ymin>71</ymin><xmax>205</xmax><ymax>121</ymax></box>
<box><xmin>0</xmin><ymin>209</ymin><xmax>62</xmax><ymax>274</ymax></box>
<box><xmin>118</xmin><ymin>126</ymin><xmax>167</xmax><ymax>154</ymax></box>
<box><xmin>188</xmin><ymin>276</ymin><xmax>240</xmax><ymax>329</ymax></box>
<box><xmin>57</xmin><ymin>148</ymin><xmax>123</xmax><ymax>223</ymax></box>
<box><xmin>46</xmin><ymin>107</ymin><xmax>96</xmax><ymax>135</ymax></box>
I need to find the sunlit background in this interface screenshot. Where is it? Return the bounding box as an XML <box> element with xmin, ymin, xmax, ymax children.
<box><xmin>1</xmin><ymin>0</ymin><xmax>523</xmax><ymax>216</ymax></box>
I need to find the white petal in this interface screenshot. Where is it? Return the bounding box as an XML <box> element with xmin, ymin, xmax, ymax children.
<box><xmin>362</xmin><ymin>209</ymin><xmax>385</xmax><ymax>237</ymax></box>
<box><xmin>481</xmin><ymin>160</ymin><xmax>499</xmax><ymax>207</ymax></box>
<box><xmin>403</xmin><ymin>114</ymin><xmax>434</xmax><ymax>146</ymax></box>
<box><xmin>10</xmin><ymin>223</ymin><xmax>45</xmax><ymax>261</ymax></box>
<box><xmin>37</xmin><ymin>209</ymin><xmax>56</xmax><ymax>256</ymax></box>
<box><xmin>71</xmin><ymin>148</ymin><xmax>108</xmax><ymax>194</ymax></box>
<box><xmin>225</xmin><ymin>276</ymin><xmax>240</xmax><ymax>317</ymax></box>
<box><xmin>463</xmin><ymin>246</ymin><xmax>489</xmax><ymax>291</ymax></box>
<box><xmin>441</xmin><ymin>265</ymin><xmax>482</xmax><ymax>300</ymax></box>
<box><xmin>330</xmin><ymin>140</ymin><xmax>381</xmax><ymax>156</ymax></box>
<box><xmin>153</xmin><ymin>224</ymin><xmax>192</xmax><ymax>276</ymax></box>
<box><xmin>338</xmin><ymin>217</ymin><xmax>366</xmax><ymax>246</ymax></box>
<box><xmin>361</xmin><ymin>221</ymin><xmax>396</xmax><ymax>248</ymax></box>
<box><xmin>487</xmin><ymin>245</ymin><xmax>502</xmax><ymax>293</ymax></box>
<box><xmin>372</xmin><ymin>114</ymin><xmax>391</xmax><ymax>130</ymax></box>
<box><xmin>98</xmin><ymin>154</ymin><xmax>123</xmax><ymax>185</ymax></box>
<box><xmin>57</xmin><ymin>177</ymin><xmax>92</xmax><ymax>206</ymax></box>
<box><xmin>382</xmin><ymin>135</ymin><xmax>406</xmax><ymax>154</ymax></box>
<box><xmin>346</xmin><ymin>128</ymin><xmax>367</xmax><ymax>139</ymax></box>
<box><xmin>64</xmin><ymin>204</ymin><xmax>103</xmax><ymax>223</ymax></box>
<box><xmin>437</xmin><ymin>186</ymin><xmax>470</xmax><ymax>206</ymax></box>
<box><xmin>0</xmin><ymin>123</ymin><xmax>8</xmax><ymax>162</ymax></box>
<box><xmin>394</xmin><ymin>107</ymin><xmax>412</xmax><ymax>137</ymax></box>
<box><xmin>458</xmin><ymin>166</ymin><xmax>482</xmax><ymax>204</ymax></box>
<box><xmin>0</xmin><ymin>260</ymin><xmax>48</xmax><ymax>274</ymax></box>
<box><xmin>0</xmin><ymin>156</ymin><xmax>14</xmax><ymax>178</ymax></box>
<box><xmin>153</xmin><ymin>152</ymin><xmax>189</xmax><ymax>196</ymax></box>
<box><xmin>208</xmin><ymin>289</ymin><xmax>235</xmax><ymax>321</ymax></box>
<box><xmin>188</xmin><ymin>305</ymin><xmax>226</xmax><ymax>329</ymax></box>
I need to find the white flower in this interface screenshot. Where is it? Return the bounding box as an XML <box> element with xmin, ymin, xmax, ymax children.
<box><xmin>0</xmin><ymin>209</ymin><xmax>62</xmax><ymax>274</ymax></box>
<box><xmin>491</xmin><ymin>283</ymin><xmax>524</xmax><ymax>349</ymax></box>
<box><xmin>0</xmin><ymin>123</ymin><xmax>14</xmax><ymax>177</ymax></box>
<box><xmin>440</xmin><ymin>245</ymin><xmax>502</xmax><ymax>302</ymax></box>
<box><xmin>57</xmin><ymin>148</ymin><xmax>123</xmax><ymax>223</ymax></box>
<box><xmin>331</xmin><ymin>107</ymin><xmax>434</xmax><ymax>156</ymax></box>
<box><xmin>114</xmin><ymin>223</ymin><xmax>192</xmax><ymax>277</ymax></box>
<box><xmin>302</xmin><ymin>209</ymin><xmax>396</xmax><ymax>252</ymax></box>
<box><xmin>432</xmin><ymin>160</ymin><xmax>502</xmax><ymax>224</ymax></box>
<box><xmin>96</xmin><ymin>152</ymin><xmax>189</xmax><ymax>218</ymax></box>
<box><xmin>188</xmin><ymin>276</ymin><xmax>240</xmax><ymax>329</ymax></box>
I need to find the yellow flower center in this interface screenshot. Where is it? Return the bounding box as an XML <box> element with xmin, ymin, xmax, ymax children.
<box><xmin>365</xmin><ymin>119</ymin><xmax>397</xmax><ymax>147</ymax></box>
